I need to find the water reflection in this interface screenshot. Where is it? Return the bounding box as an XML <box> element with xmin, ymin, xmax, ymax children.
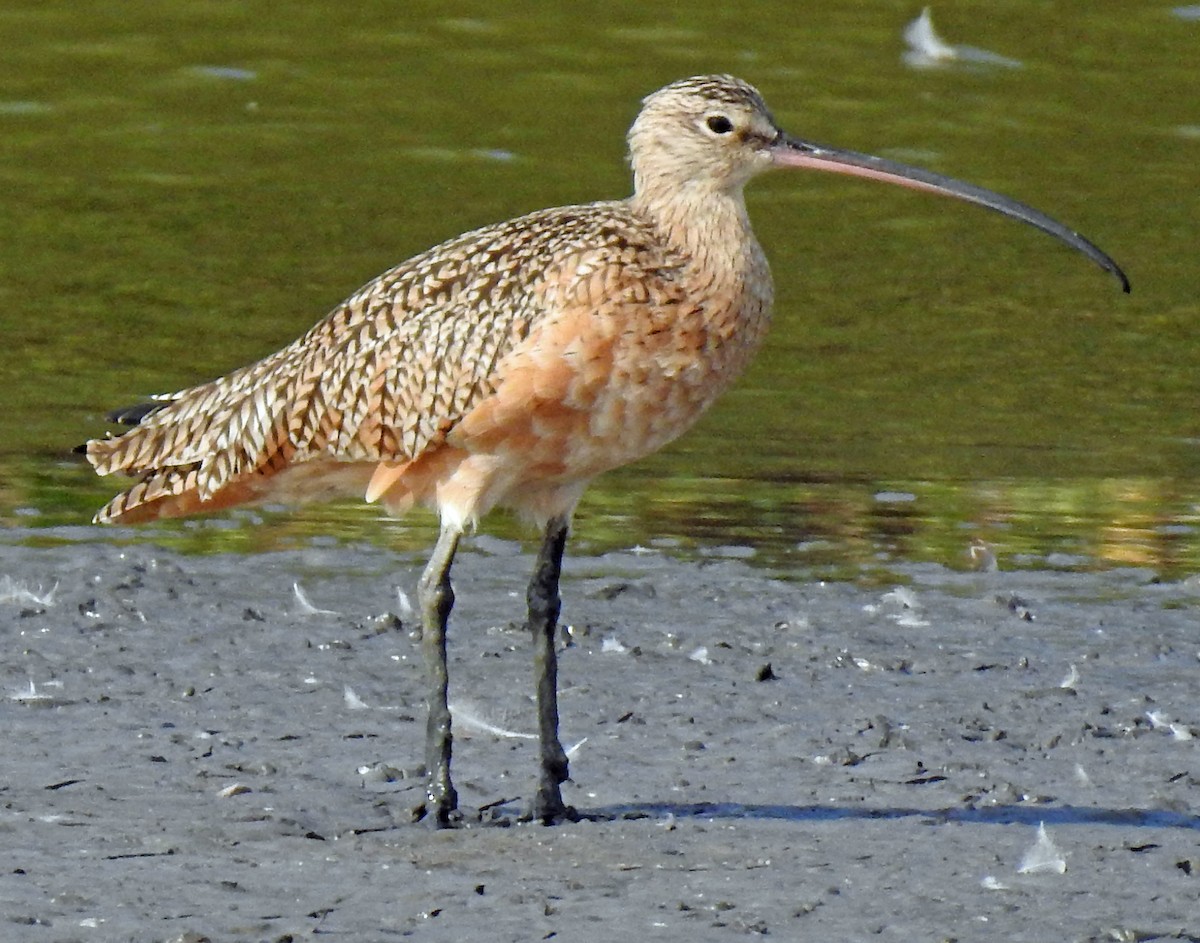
<box><xmin>9</xmin><ymin>460</ymin><xmax>1198</xmax><ymax>582</ymax></box>
<box><xmin>582</xmin><ymin>471</ymin><xmax>1200</xmax><ymax>579</ymax></box>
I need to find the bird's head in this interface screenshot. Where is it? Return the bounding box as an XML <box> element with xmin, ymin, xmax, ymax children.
<box><xmin>628</xmin><ymin>74</ymin><xmax>1129</xmax><ymax>291</ymax></box>
<box><xmin>628</xmin><ymin>74</ymin><xmax>781</xmax><ymax>195</ymax></box>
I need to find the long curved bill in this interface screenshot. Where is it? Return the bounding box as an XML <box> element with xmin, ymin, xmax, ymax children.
<box><xmin>771</xmin><ymin>135</ymin><xmax>1130</xmax><ymax>293</ymax></box>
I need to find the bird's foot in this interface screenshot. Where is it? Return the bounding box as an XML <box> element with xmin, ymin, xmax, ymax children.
<box><xmin>413</xmin><ymin>782</ymin><xmax>461</xmax><ymax>828</ymax></box>
<box><xmin>411</xmin><ymin>799</ymin><xmax>463</xmax><ymax>828</ymax></box>
<box><xmin>522</xmin><ymin>784</ymin><xmax>579</xmax><ymax>826</ymax></box>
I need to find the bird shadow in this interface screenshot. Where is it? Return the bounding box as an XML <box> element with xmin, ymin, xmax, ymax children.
<box><xmin>578</xmin><ymin>800</ymin><xmax>1200</xmax><ymax>831</ymax></box>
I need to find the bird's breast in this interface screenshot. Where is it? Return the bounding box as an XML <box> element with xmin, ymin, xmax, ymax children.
<box><xmin>449</xmin><ymin>238</ymin><xmax>773</xmax><ymax>484</ymax></box>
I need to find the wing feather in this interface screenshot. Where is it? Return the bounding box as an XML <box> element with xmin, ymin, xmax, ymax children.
<box><xmin>84</xmin><ymin>202</ymin><xmax>677</xmax><ymax>522</ymax></box>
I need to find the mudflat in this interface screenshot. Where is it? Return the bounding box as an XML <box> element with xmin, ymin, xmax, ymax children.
<box><xmin>3</xmin><ymin>538</ymin><xmax>1198</xmax><ymax>941</ymax></box>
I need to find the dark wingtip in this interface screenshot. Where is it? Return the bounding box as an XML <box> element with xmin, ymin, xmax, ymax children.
<box><xmin>107</xmin><ymin>401</ymin><xmax>167</xmax><ymax>426</ymax></box>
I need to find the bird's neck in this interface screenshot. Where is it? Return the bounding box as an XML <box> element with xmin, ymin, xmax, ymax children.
<box><xmin>630</xmin><ymin>179</ymin><xmax>773</xmax><ymax>312</ymax></box>
<box><xmin>633</xmin><ymin>180</ymin><xmax>767</xmax><ymax>275</ymax></box>
<box><xmin>627</xmin><ymin>179</ymin><xmax>774</xmax><ymax>395</ymax></box>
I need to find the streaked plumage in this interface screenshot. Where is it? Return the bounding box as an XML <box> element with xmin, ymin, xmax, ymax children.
<box><xmin>86</xmin><ymin>80</ymin><xmax>775</xmax><ymax>533</ymax></box>
<box><xmin>82</xmin><ymin>75</ymin><xmax>1127</xmax><ymax>826</ymax></box>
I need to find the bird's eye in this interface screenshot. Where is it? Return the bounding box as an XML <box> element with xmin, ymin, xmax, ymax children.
<box><xmin>706</xmin><ymin>115</ymin><xmax>734</xmax><ymax>135</ymax></box>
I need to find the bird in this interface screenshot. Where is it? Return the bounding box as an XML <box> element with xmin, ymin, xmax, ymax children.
<box><xmin>80</xmin><ymin>75</ymin><xmax>1129</xmax><ymax>827</ymax></box>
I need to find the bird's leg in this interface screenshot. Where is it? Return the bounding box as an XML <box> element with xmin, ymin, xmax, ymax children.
<box><xmin>417</xmin><ymin>524</ymin><xmax>461</xmax><ymax>827</ymax></box>
<box><xmin>526</xmin><ymin>514</ymin><xmax>576</xmax><ymax>824</ymax></box>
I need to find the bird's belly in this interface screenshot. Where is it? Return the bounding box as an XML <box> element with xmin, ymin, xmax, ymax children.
<box><xmin>387</xmin><ymin>378</ymin><xmax>720</xmax><ymax>533</ymax></box>
<box><xmin>459</xmin><ymin>303</ymin><xmax>760</xmax><ymax>476</ymax></box>
<box><xmin>371</xmin><ymin>291</ymin><xmax>770</xmax><ymax>530</ymax></box>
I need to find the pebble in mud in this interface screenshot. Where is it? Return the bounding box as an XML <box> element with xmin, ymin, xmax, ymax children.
<box><xmin>1</xmin><ymin>541</ymin><xmax>1198</xmax><ymax>940</ymax></box>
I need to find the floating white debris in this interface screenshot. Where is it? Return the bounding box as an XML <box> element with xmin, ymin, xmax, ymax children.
<box><xmin>688</xmin><ymin>646</ymin><xmax>711</xmax><ymax>665</ymax></box>
<box><xmin>1059</xmin><ymin>664</ymin><xmax>1080</xmax><ymax>690</ymax></box>
<box><xmin>451</xmin><ymin>705</ymin><xmax>586</xmax><ymax>755</ymax></box>
<box><xmin>473</xmin><ymin>148</ymin><xmax>516</xmax><ymax>162</ymax></box>
<box><xmin>217</xmin><ymin>782</ymin><xmax>252</xmax><ymax>798</ymax></box>
<box><xmin>293</xmin><ymin>582</ymin><xmax>339</xmax><ymax>615</ymax></box>
<box><xmin>601</xmin><ymin>636</ymin><xmax>628</xmax><ymax>654</ymax></box>
<box><xmin>1074</xmin><ymin>764</ymin><xmax>1092</xmax><ymax>787</ymax></box>
<box><xmin>358</xmin><ymin>762</ymin><xmax>407</xmax><ymax>783</ymax></box>
<box><xmin>1147</xmin><ymin>709</ymin><xmax>1194</xmax><ymax>740</ymax></box>
<box><xmin>0</xmin><ymin>576</ymin><xmax>58</xmax><ymax>606</ymax></box>
<box><xmin>38</xmin><ymin>813</ymin><xmax>71</xmax><ymax>824</ymax></box>
<box><xmin>879</xmin><ymin>587</ymin><xmax>930</xmax><ymax>627</ymax></box>
<box><xmin>0</xmin><ymin>101</ymin><xmax>52</xmax><ymax>115</ymax></box>
<box><xmin>902</xmin><ymin>7</ymin><xmax>1023</xmax><ymax>70</ymax></box>
<box><xmin>12</xmin><ymin>680</ymin><xmax>45</xmax><ymax>703</ymax></box>
<box><xmin>565</xmin><ymin>737</ymin><xmax>588</xmax><ymax>758</ymax></box>
<box><xmin>882</xmin><ymin>586</ymin><xmax>919</xmax><ymax>609</ymax></box>
<box><xmin>395</xmin><ymin>588</ymin><xmax>414</xmax><ymax>617</ymax></box>
<box><xmin>1017</xmin><ymin>822</ymin><xmax>1066</xmax><ymax>874</ymax></box>
<box><xmin>188</xmin><ymin>65</ymin><xmax>257</xmax><ymax>81</ymax></box>
<box><xmin>344</xmin><ymin>686</ymin><xmax>370</xmax><ymax>710</ymax></box>
<box><xmin>10</xmin><ymin>679</ymin><xmax>66</xmax><ymax>705</ymax></box>
<box><xmin>903</xmin><ymin>7</ymin><xmax>957</xmax><ymax>62</ymax></box>
<box><xmin>451</xmin><ymin>701</ymin><xmax>536</xmax><ymax>740</ymax></box>
<box><xmin>981</xmin><ymin>875</ymin><xmax>1009</xmax><ymax>891</ymax></box>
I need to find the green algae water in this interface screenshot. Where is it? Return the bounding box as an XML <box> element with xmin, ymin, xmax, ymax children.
<box><xmin>1</xmin><ymin>2</ymin><xmax>1197</xmax><ymax>578</ymax></box>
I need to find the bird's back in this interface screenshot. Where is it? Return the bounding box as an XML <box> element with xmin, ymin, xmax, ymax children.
<box><xmin>83</xmin><ymin>195</ymin><xmax>770</xmax><ymax>527</ymax></box>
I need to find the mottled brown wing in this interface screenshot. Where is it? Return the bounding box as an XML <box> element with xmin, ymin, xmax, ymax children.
<box><xmin>84</xmin><ymin>202</ymin><xmax>668</xmax><ymax>523</ymax></box>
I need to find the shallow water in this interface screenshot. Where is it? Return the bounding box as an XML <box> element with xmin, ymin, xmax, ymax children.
<box><xmin>2</xmin><ymin>2</ymin><xmax>1198</xmax><ymax>577</ymax></box>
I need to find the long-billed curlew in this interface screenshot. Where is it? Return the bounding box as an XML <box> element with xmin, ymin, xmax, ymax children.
<box><xmin>81</xmin><ymin>75</ymin><xmax>1129</xmax><ymax>826</ymax></box>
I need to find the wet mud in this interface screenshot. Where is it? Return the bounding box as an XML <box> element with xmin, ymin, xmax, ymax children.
<box><xmin>2</xmin><ymin>538</ymin><xmax>1199</xmax><ymax>941</ymax></box>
